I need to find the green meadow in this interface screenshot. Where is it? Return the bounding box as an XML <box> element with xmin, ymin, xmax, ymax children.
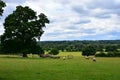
<box><xmin>0</xmin><ymin>52</ymin><xmax>120</xmax><ymax>80</ymax></box>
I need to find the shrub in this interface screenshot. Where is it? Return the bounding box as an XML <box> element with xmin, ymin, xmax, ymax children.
<box><xmin>114</xmin><ymin>52</ymin><xmax>120</xmax><ymax>57</ymax></box>
<box><xmin>95</xmin><ymin>51</ymin><xmax>120</xmax><ymax>57</ymax></box>
<box><xmin>49</xmin><ymin>48</ymin><xmax>59</xmax><ymax>55</ymax></box>
<box><xmin>105</xmin><ymin>45</ymin><xmax>118</xmax><ymax>52</ymax></box>
<box><xmin>95</xmin><ymin>52</ymin><xmax>107</xmax><ymax>57</ymax></box>
<box><xmin>107</xmin><ymin>52</ymin><xmax>115</xmax><ymax>57</ymax></box>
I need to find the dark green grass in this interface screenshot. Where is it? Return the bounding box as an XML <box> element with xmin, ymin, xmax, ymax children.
<box><xmin>0</xmin><ymin>54</ymin><xmax>120</xmax><ymax>80</ymax></box>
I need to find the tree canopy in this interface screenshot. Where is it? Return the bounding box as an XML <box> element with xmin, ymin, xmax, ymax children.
<box><xmin>0</xmin><ymin>6</ymin><xmax>49</xmax><ymax>57</ymax></box>
<box><xmin>49</xmin><ymin>48</ymin><xmax>59</xmax><ymax>55</ymax></box>
<box><xmin>0</xmin><ymin>0</ymin><xmax>6</xmax><ymax>16</ymax></box>
<box><xmin>39</xmin><ymin>40</ymin><xmax>120</xmax><ymax>52</ymax></box>
<box><xmin>105</xmin><ymin>45</ymin><xmax>118</xmax><ymax>52</ymax></box>
<box><xmin>82</xmin><ymin>45</ymin><xmax>96</xmax><ymax>56</ymax></box>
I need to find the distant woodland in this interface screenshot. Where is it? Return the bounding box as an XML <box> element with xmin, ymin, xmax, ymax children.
<box><xmin>39</xmin><ymin>40</ymin><xmax>120</xmax><ymax>52</ymax></box>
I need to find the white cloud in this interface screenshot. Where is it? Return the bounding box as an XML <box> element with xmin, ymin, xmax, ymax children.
<box><xmin>0</xmin><ymin>22</ymin><xmax>4</xmax><ymax>35</ymax></box>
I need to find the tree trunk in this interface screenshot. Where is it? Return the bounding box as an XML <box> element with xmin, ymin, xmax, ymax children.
<box><xmin>23</xmin><ymin>53</ymin><xmax>28</xmax><ymax>57</ymax></box>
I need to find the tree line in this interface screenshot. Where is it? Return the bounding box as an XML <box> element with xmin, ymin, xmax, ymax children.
<box><xmin>39</xmin><ymin>40</ymin><xmax>120</xmax><ymax>52</ymax></box>
<box><xmin>39</xmin><ymin>40</ymin><xmax>120</xmax><ymax>57</ymax></box>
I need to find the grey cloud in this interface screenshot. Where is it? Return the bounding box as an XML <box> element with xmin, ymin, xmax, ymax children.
<box><xmin>94</xmin><ymin>13</ymin><xmax>111</xmax><ymax>19</ymax></box>
<box><xmin>88</xmin><ymin>0</ymin><xmax>120</xmax><ymax>9</ymax></box>
<box><xmin>72</xmin><ymin>6</ymin><xmax>89</xmax><ymax>16</ymax></box>
<box><xmin>68</xmin><ymin>26</ymin><xmax>78</xmax><ymax>30</ymax></box>
<box><xmin>88</xmin><ymin>0</ymin><xmax>120</xmax><ymax>16</ymax></box>
<box><xmin>75</xmin><ymin>20</ymin><xmax>91</xmax><ymax>24</ymax></box>
<box><xmin>4</xmin><ymin>0</ymin><xmax>25</xmax><ymax>4</ymax></box>
<box><xmin>72</xmin><ymin>0</ymin><xmax>120</xmax><ymax>18</ymax></box>
<box><xmin>111</xmin><ymin>9</ymin><xmax>120</xmax><ymax>16</ymax></box>
<box><xmin>55</xmin><ymin>0</ymin><xmax>70</xmax><ymax>5</ymax></box>
<box><xmin>81</xmin><ymin>28</ymin><xmax>96</xmax><ymax>34</ymax></box>
<box><xmin>45</xmin><ymin>33</ymin><xmax>61</xmax><ymax>37</ymax></box>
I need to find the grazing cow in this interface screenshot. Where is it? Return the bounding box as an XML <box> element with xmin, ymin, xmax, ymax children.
<box><xmin>63</xmin><ymin>56</ymin><xmax>66</xmax><ymax>60</ymax></box>
<box><xmin>67</xmin><ymin>55</ymin><xmax>73</xmax><ymax>59</ymax></box>
<box><xmin>92</xmin><ymin>57</ymin><xmax>96</xmax><ymax>62</ymax></box>
<box><xmin>85</xmin><ymin>56</ymin><xmax>89</xmax><ymax>59</ymax></box>
<box><xmin>40</xmin><ymin>54</ymin><xmax>52</xmax><ymax>58</ymax></box>
<box><xmin>50</xmin><ymin>56</ymin><xmax>60</xmax><ymax>59</ymax></box>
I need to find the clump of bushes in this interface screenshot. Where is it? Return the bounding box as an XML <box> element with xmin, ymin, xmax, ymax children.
<box><xmin>95</xmin><ymin>51</ymin><xmax>120</xmax><ymax>57</ymax></box>
<box><xmin>95</xmin><ymin>52</ymin><xmax>107</xmax><ymax>57</ymax></box>
<box><xmin>49</xmin><ymin>48</ymin><xmax>59</xmax><ymax>55</ymax></box>
<box><xmin>114</xmin><ymin>52</ymin><xmax>120</xmax><ymax>57</ymax></box>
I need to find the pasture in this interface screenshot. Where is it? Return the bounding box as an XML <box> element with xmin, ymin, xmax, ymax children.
<box><xmin>0</xmin><ymin>52</ymin><xmax>120</xmax><ymax>80</ymax></box>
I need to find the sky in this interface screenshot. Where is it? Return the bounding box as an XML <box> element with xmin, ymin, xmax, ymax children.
<box><xmin>0</xmin><ymin>0</ymin><xmax>120</xmax><ymax>41</ymax></box>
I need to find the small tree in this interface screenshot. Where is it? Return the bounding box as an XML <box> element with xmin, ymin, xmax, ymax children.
<box><xmin>82</xmin><ymin>45</ymin><xmax>96</xmax><ymax>56</ymax></box>
<box><xmin>49</xmin><ymin>48</ymin><xmax>59</xmax><ymax>55</ymax></box>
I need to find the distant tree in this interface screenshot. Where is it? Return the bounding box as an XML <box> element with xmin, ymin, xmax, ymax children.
<box><xmin>0</xmin><ymin>0</ymin><xmax>6</xmax><ymax>16</ymax></box>
<box><xmin>49</xmin><ymin>48</ymin><xmax>59</xmax><ymax>55</ymax></box>
<box><xmin>82</xmin><ymin>45</ymin><xmax>96</xmax><ymax>56</ymax></box>
<box><xmin>105</xmin><ymin>45</ymin><xmax>118</xmax><ymax>52</ymax></box>
<box><xmin>0</xmin><ymin>6</ymin><xmax>49</xmax><ymax>57</ymax></box>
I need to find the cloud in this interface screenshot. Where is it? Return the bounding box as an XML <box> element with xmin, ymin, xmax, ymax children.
<box><xmin>88</xmin><ymin>0</ymin><xmax>120</xmax><ymax>9</ymax></box>
<box><xmin>4</xmin><ymin>0</ymin><xmax>25</xmax><ymax>4</ymax></box>
<box><xmin>72</xmin><ymin>0</ymin><xmax>120</xmax><ymax>18</ymax></box>
<box><xmin>0</xmin><ymin>22</ymin><xmax>4</xmax><ymax>35</ymax></box>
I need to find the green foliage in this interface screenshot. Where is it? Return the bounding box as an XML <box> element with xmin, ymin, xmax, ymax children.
<box><xmin>0</xmin><ymin>0</ymin><xmax>6</xmax><ymax>16</ymax></box>
<box><xmin>39</xmin><ymin>40</ymin><xmax>120</xmax><ymax>52</ymax></box>
<box><xmin>114</xmin><ymin>51</ymin><xmax>120</xmax><ymax>57</ymax></box>
<box><xmin>105</xmin><ymin>45</ymin><xmax>118</xmax><ymax>52</ymax></box>
<box><xmin>0</xmin><ymin>5</ymin><xmax>49</xmax><ymax>56</ymax></box>
<box><xmin>95</xmin><ymin>51</ymin><xmax>120</xmax><ymax>57</ymax></box>
<box><xmin>32</xmin><ymin>45</ymin><xmax>45</xmax><ymax>54</ymax></box>
<box><xmin>95</xmin><ymin>52</ymin><xmax>107</xmax><ymax>57</ymax></box>
<box><xmin>107</xmin><ymin>52</ymin><xmax>115</xmax><ymax>57</ymax></box>
<box><xmin>49</xmin><ymin>48</ymin><xmax>59</xmax><ymax>55</ymax></box>
<box><xmin>82</xmin><ymin>45</ymin><xmax>96</xmax><ymax>56</ymax></box>
<box><xmin>95</xmin><ymin>44</ymin><xmax>120</xmax><ymax>57</ymax></box>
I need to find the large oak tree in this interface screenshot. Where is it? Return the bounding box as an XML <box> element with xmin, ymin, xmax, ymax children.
<box><xmin>0</xmin><ymin>6</ymin><xmax>49</xmax><ymax>57</ymax></box>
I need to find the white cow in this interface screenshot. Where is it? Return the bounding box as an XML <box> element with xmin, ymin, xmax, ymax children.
<box><xmin>92</xmin><ymin>57</ymin><xmax>96</xmax><ymax>62</ymax></box>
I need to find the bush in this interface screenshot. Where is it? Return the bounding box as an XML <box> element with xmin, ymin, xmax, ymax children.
<box><xmin>114</xmin><ymin>52</ymin><xmax>120</xmax><ymax>57</ymax></box>
<box><xmin>105</xmin><ymin>45</ymin><xmax>118</xmax><ymax>52</ymax></box>
<box><xmin>107</xmin><ymin>52</ymin><xmax>115</xmax><ymax>57</ymax></box>
<box><xmin>95</xmin><ymin>51</ymin><xmax>120</xmax><ymax>57</ymax></box>
<box><xmin>95</xmin><ymin>52</ymin><xmax>107</xmax><ymax>57</ymax></box>
<box><xmin>49</xmin><ymin>48</ymin><xmax>59</xmax><ymax>55</ymax></box>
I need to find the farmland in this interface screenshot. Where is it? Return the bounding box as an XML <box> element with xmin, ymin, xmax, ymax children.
<box><xmin>0</xmin><ymin>52</ymin><xmax>120</xmax><ymax>80</ymax></box>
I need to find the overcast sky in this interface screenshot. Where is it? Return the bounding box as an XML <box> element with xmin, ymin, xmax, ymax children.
<box><xmin>0</xmin><ymin>0</ymin><xmax>120</xmax><ymax>41</ymax></box>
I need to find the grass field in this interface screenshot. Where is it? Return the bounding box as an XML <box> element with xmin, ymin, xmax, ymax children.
<box><xmin>0</xmin><ymin>52</ymin><xmax>120</xmax><ymax>80</ymax></box>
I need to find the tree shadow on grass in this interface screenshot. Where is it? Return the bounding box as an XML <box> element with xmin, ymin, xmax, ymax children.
<box><xmin>0</xmin><ymin>77</ymin><xmax>7</xmax><ymax>80</ymax></box>
<box><xmin>0</xmin><ymin>77</ymin><xmax>16</xmax><ymax>80</ymax></box>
